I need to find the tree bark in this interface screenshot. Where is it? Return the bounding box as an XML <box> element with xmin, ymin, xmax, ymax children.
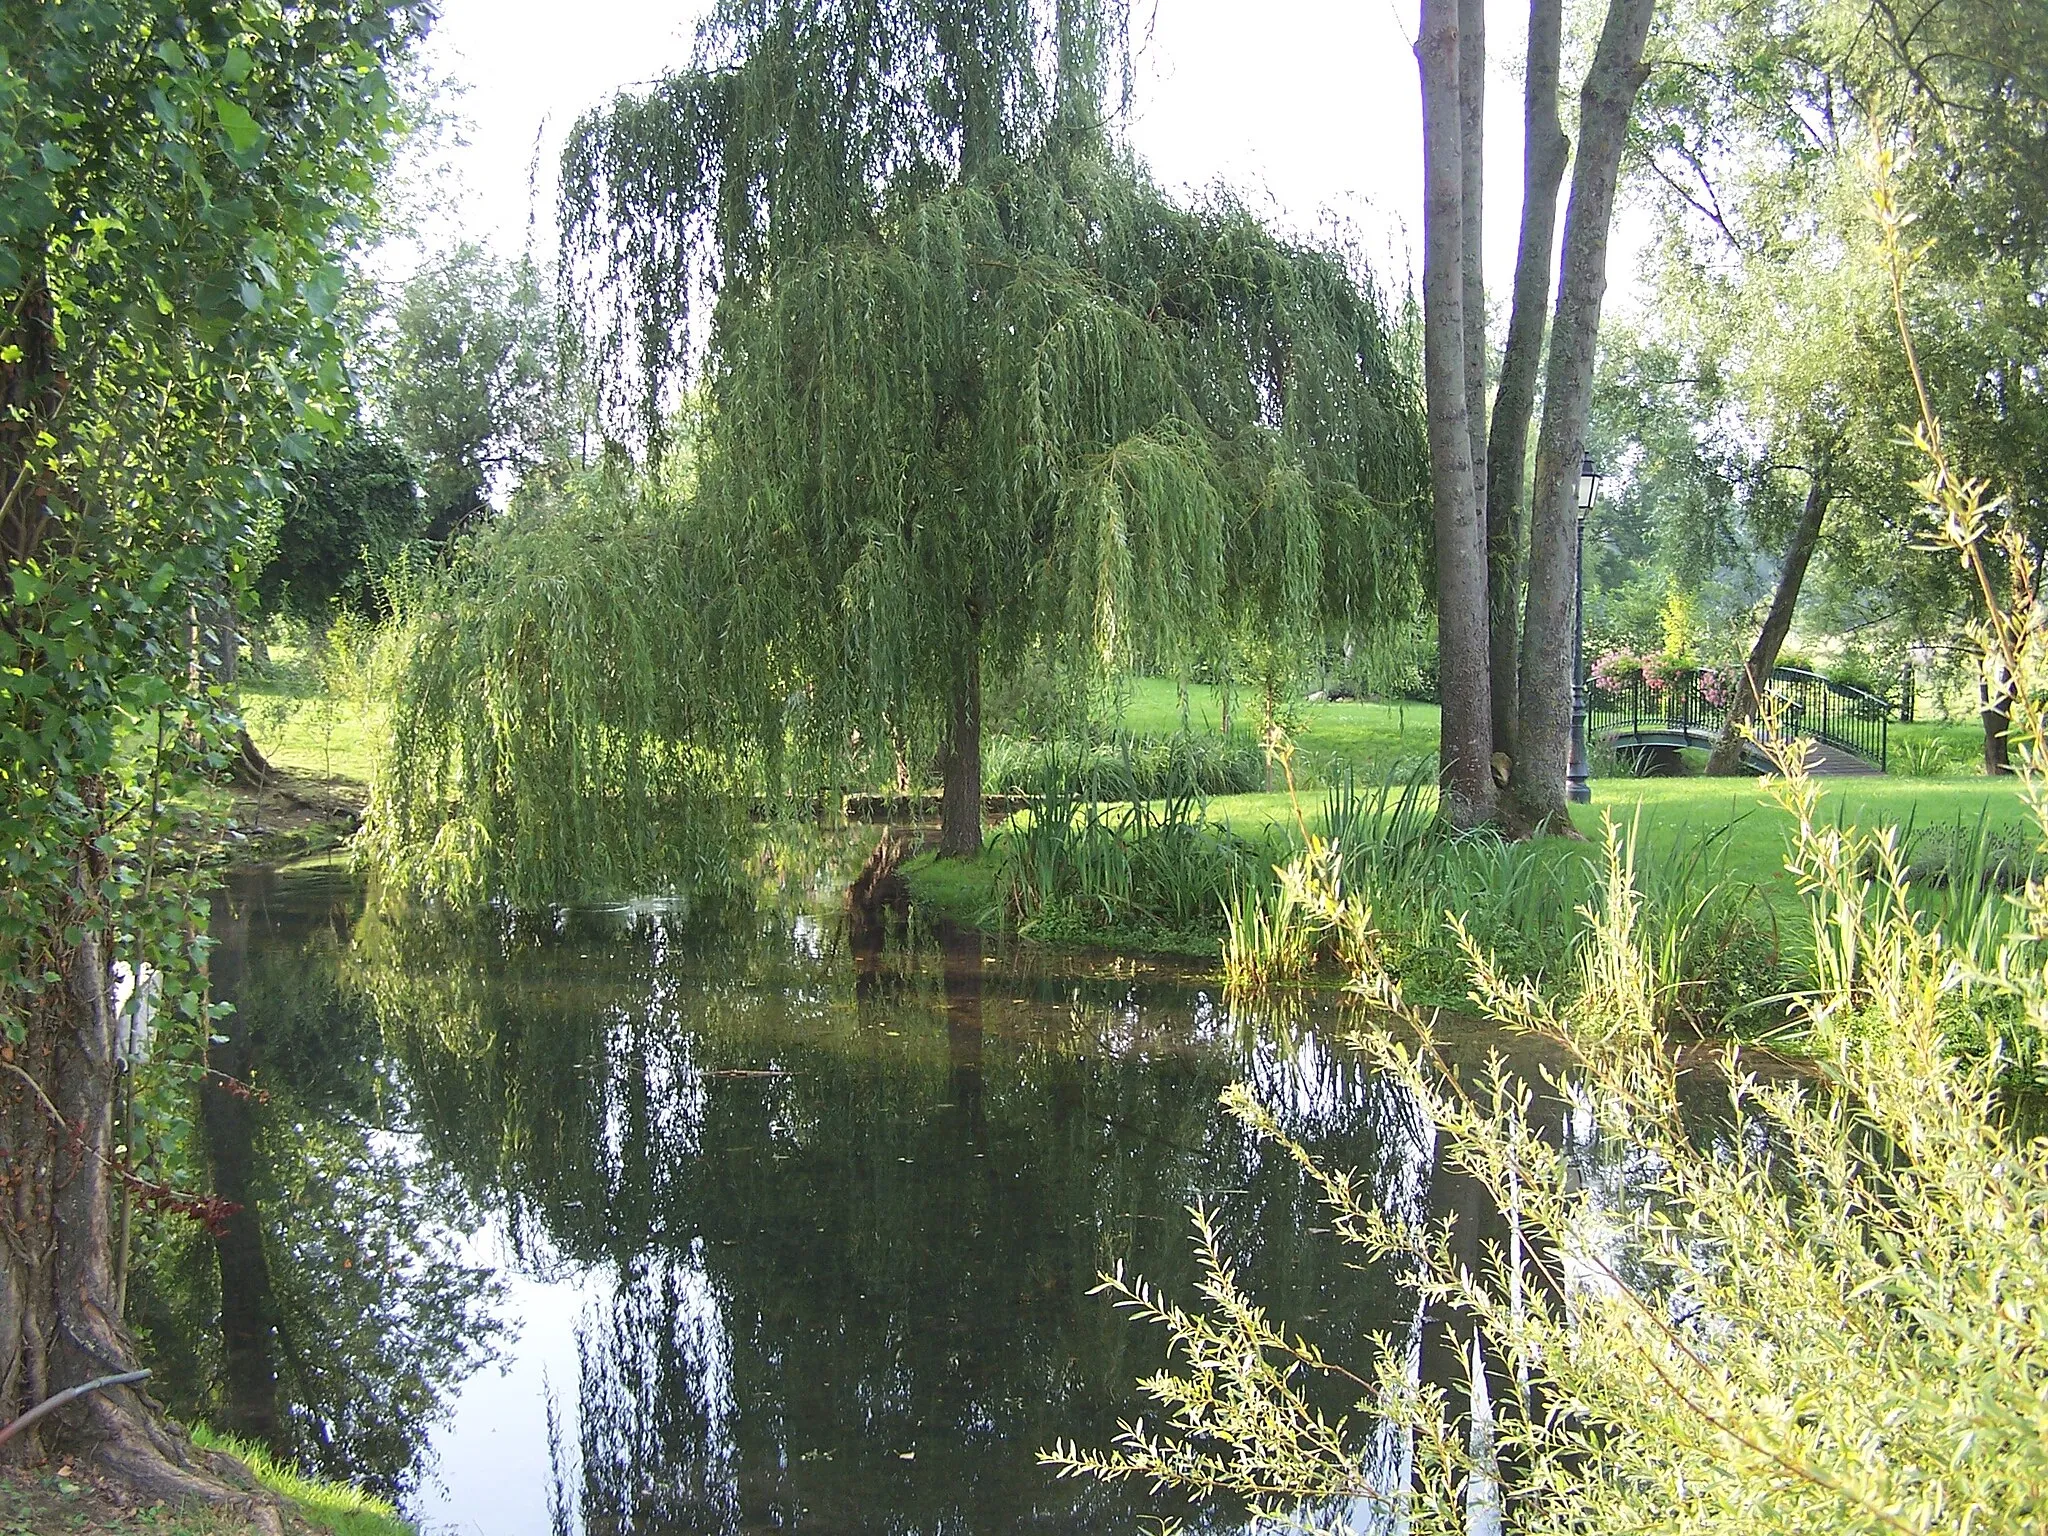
<box><xmin>1458</xmin><ymin>0</ymin><xmax>1488</xmax><ymax>506</ymax></box>
<box><xmin>1984</xmin><ymin>662</ymin><xmax>2014</xmax><ymax>775</ymax></box>
<box><xmin>1504</xmin><ymin>0</ymin><xmax>1658</xmax><ymax>835</ymax></box>
<box><xmin>936</xmin><ymin>625</ymin><xmax>984</xmax><ymax>857</ymax></box>
<box><xmin>1485</xmin><ymin>0</ymin><xmax>1571</xmax><ymax>759</ymax></box>
<box><xmin>0</xmin><ymin>924</ymin><xmax>285</xmax><ymax>1528</ymax></box>
<box><xmin>1419</xmin><ymin>0</ymin><xmax>1497</xmax><ymax>828</ymax></box>
<box><xmin>1707</xmin><ymin>467</ymin><xmax>1831</xmax><ymax>775</ymax></box>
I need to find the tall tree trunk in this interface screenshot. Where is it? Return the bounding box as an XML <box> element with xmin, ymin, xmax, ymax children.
<box><xmin>936</xmin><ymin>622</ymin><xmax>984</xmax><ymax>857</ymax></box>
<box><xmin>1485</xmin><ymin>0</ymin><xmax>1571</xmax><ymax>759</ymax></box>
<box><xmin>1418</xmin><ymin>0</ymin><xmax>1497</xmax><ymax>829</ymax></box>
<box><xmin>1458</xmin><ymin>0</ymin><xmax>1488</xmax><ymax>502</ymax></box>
<box><xmin>1707</xmin><ymin>467</ymin><xmax>1831</xmax><ymax>775</ymax></box>
<box><xmin>0</xmin><ymin>267</ymin><xmax>280</xmax><ymax>1521</ymax></box>
<box><xmin>1504</xmin><ymin>0</ymin><xmax>1658</xmax><ymax>834</ymax></box>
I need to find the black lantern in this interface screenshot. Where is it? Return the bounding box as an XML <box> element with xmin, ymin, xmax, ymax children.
<box><xmin>1577</xmin><ymin>452</ymin><xmax>1603</xmax><ymax>513</ymax></box>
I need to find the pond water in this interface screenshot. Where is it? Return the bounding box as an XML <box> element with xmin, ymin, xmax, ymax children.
<box><xmin>145</xmin><ymin>845</ymin><xmax>1641</xmax><ymax>1535</ymax></box>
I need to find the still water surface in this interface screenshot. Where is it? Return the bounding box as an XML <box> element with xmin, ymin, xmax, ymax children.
<box><xmin>164</xmin><ymin>848</ymin><xmax>1621</xmax><ymax>1535</ymax></box>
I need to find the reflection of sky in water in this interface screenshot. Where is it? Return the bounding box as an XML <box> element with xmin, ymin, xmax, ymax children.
<box><xmin>411</xmin><ymin>1252</ymin><xmax>593</xmax><ymax>1536</ymax></box>
<box><xmin>223</xmin><ymin>864</ymin><xmax>1702</xmax><ymax>1536</ymax></box>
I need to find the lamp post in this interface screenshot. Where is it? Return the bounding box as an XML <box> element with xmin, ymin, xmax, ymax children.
<box><xmin>1567</xmin><ymin>452</ymin><xmax>1602</xmax><ymax>805</ymax></box>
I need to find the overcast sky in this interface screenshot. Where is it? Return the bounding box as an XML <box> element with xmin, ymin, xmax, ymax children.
<box><xmin>407</xmin><ymin>0</ymin><xmax>1633</xmax><ymax>313</ymax></box>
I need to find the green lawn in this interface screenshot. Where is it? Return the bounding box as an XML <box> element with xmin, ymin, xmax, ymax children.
<box><xmin>1109</xmin><ymin>677</ymin><xmax>1437</xmax><ymax>782</ymax></box>
<box><xmin>909</xmin><ymin>686</ymin><xmax>2032</xmax><ymax>934</ymax></box>
<box><xmin>239</xmin><ymin>646</ymin><xmax>379</xmax><ymax>786</ymax></box>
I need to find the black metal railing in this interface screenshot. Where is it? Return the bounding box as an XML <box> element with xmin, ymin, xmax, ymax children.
<box><xmin>1587</xmin><ymin>664</ymin><xmax>1893</xmax><ymax>771</ymax></box>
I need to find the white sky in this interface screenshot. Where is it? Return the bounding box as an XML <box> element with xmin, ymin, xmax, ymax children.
<box><xmin>406</xmin><ymin>0</ymin><xmax>1607</xmax><ymax>309</ymax></box>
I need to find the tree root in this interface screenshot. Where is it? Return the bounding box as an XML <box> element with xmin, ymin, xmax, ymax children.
<box><xmin>56</xmin><ymin>1379</ymin><xmax>289</xmax><ymax>1534</ymax></box>
<box><xmin>1496</xmin><ymin>798</ymin><xmax>1587</xmax><ymax>842</ymax></box>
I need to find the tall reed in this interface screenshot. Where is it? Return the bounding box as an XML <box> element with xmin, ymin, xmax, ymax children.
<box><xmin>1224</xmin><ymin>763</ymin><xmax>1782</xmax><ymax>1025</ymax></box>
<box><xmin>995</xmin><ymin>750</ymin><xmax>1265</xmax><ymax>939</ymax></box>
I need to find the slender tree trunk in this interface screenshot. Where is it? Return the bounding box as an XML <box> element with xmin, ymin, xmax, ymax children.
<box><xmin>1707</xmin><ymin>468</ymin><xmax>1831</xmax><ymax>775</ymax></box>
<box><xmin>1504</xmin><ymin>0</ymin><xmax>1657</xmax><ymax>834</ymax></box>
<box><xmin>1418</xmin><ymin>0</ymin><xmax>1496</xmax><ymax>828</ymax></box>
<box><xmin>1485</xmin><ymin>0</ymin><xmax>1571</xmax><ymax>759</ymax></box>
<box><xmin>1984</xmin><ymin>662</ymin><xmax>2014</xmax><ymax>775</ymax></box>
<box><xmin>936</xmin><ymin>619</ymin><xmax>984</xmax><ymax>857</ymax></box>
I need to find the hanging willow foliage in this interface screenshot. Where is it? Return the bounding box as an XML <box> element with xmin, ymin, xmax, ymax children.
<box><xmin>370</xmin><ymin>0</ymin><xmax>1425</xmax><ymax>897</ymax></box>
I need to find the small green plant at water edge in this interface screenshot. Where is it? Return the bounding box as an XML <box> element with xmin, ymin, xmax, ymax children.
<box><xmin>1224</xmin><ymin>762</ymin><xmax>1783</xmax><ymax>1024</ymax></box>
<box><xmin>995</xmin><ymin>752</ymin><xmax>1267</xmax><ymax>943</ymax></box>
<box><xmin>188</xmin><ymin>1426</ymin><xmax>410</xmax><ymax>1535</ymax></box>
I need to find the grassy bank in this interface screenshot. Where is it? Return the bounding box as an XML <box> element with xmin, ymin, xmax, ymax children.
<box><xmin>908</xmin><ymin>771</ymin><xmax>2030</xmax><ymax>927</ymax></box>
<box><xmin>0</xmin><ymin>1427</ymin><xmax>410</xmax><ymax>1536</ymax></box>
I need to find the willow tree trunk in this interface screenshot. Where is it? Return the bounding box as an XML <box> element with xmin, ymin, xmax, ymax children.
<box><xmin>936</xmin><ymin>623</ymin><xmax>984</xmax><ymax>857</ymax></box>
<box><xmin>1707</xmin><ymin>469</ymin><xmax>1831</xmax><ymax>776</ymax></box>
<box><xmin>1418</xmin><ymin>0</ymin><xmax>1497</xmax><ymax>829</ymax></box>
<box><xmin>1504</xmin><ymin>0</ymin><xmax>1657</xmax><ymax>835</ymax></box>
<box><xmin>1485</xmin><ymin>0</ymin><xmax>1571</xmax><ymax>760</ymax></box>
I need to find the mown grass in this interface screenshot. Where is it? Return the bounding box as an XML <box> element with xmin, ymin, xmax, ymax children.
<box><xmin>239</xmin><ymin>642</ymin><xmax>379</xmax><ymax>786</ymax></box>
<box><xmin>904</xmin><ymin>702</ymin><xmax>2032</xmax><ymax>1026</ymax></box>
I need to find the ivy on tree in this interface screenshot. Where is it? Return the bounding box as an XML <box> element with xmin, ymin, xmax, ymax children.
<box><xmin>0</xmin><ymin>0</ymin><xmax>422</xmax><ymax>1509</ymax></box>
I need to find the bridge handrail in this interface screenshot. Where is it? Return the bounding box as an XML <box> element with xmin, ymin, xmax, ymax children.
<box><xmin>1586</xmin><ymin>662</ymin><xmax>1893</xmax><ymax>771</ymax></box>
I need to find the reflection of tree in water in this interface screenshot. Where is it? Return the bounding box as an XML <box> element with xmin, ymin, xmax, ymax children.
<box><xmin>371</xmin><ymin>891</ymin><xmax>1439</xmax><ymax>1534</ymax></box>
<box><xmin>129</xmin><ymin>868</ymin><xmax>503</xmax><ymax>1500</ymax></box>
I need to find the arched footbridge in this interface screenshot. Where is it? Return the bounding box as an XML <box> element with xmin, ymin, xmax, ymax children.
<box><xmin>1589</xmin><ymin>666</ymin><xmax>1895</xmax><ymax>776</ymax></box>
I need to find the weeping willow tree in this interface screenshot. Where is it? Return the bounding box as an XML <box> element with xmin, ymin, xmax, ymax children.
<box><xmin>560</xmin><ymin>0</ymin><xmax>1423</xmax><ymax>856</ymax></box>
<box><xmin>368</xmin><ymin>0</ymin><xmax>1424</xmax><ymax>901</ymax></box>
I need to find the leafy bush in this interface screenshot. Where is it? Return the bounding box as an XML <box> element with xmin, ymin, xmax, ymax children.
<box><xmin>1052</xmin><ymin>757</ymin><xmax>2048</xmax><ymax>1533</ymax></box>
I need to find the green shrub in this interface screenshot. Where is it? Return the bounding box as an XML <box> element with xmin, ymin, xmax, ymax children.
<box><xmin>1050</xmin><ymin>758</ymin><xmax>2048</xmax><ymax>1533</ymax></box>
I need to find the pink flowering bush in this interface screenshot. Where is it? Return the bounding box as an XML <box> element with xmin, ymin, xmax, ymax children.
<box><xmin>1642</xmin><ymin>654</ymin><xmax>1688</xmax><ymax>695</ymax></box>
<box><xmin>1590</xmin><ymin>649</ymin><xmax>1645</xmax><ymax>694</ymax></box>
<box><xmin>1696</xmin><ymin>666</ymin><xmax>1732</xmax><ymax>708</ymax></box>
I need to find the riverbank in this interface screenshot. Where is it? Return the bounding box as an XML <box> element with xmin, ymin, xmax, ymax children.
<box><xmin>0</xmin><ymin>1438</ymin><xmax>410</xmax><ymax>1536</ymax></box>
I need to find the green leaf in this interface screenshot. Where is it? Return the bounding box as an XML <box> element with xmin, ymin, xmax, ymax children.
<box><xmin>214</xmin><ymin>97</ymin><xmax>263</xmax><ymax>156</ymax></box>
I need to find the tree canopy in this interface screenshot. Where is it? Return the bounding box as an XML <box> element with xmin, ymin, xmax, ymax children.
<box><xmin>369</xmin><ymin>0</ymin><xmax>1426</xmax><ymax>898</ymax></box>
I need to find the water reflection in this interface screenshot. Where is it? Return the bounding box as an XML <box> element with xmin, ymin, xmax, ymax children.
<box><xmin>151</xmin><ymin>851</ymin><xmax>1698</xmax><ymax>1534</ymax></box>
<box><xmin>132</xmin><ymin>868</ymin><xmax>504</xmax><ymax>1500</ymax></box>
